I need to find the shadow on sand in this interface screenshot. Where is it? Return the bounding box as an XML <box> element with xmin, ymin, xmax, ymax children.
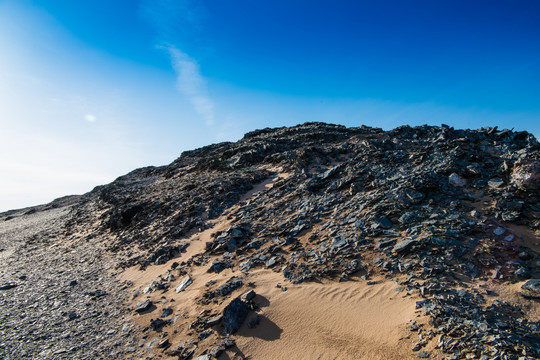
<box><xmin>236</xmin><ymin>314</ymin><xmax>282</xmax><ymax>341</ymax></box>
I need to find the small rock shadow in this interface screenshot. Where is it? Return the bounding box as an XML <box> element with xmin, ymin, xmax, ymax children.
<box><xmin>236</xmin><ymin>314</ymin><xmax>282</xmax><ymax>341</ymax></box>
<box><xmin>254</xmin><ymin>294</ymin><xmax>269</xmax><ymax>308</ymax></box>
<box><xmin>137</xmin><ymin>304</ymin><xmax>157</xmax><ymax>315</ymax></box>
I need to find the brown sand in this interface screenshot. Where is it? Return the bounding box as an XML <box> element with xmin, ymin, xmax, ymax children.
<box><xmin>479</xmin><ymin>280</ymin><xmax>540</xmax><ymax>321</ymax></box>
<box><xmin>229</xmin><ymin>271</ymin><xmax>417</xmax><ymax>360</ymax></box>
<box><xmin>118</xmin><ymin>173</ymin><xmax>422</xmax><ymax>359</ymax></box>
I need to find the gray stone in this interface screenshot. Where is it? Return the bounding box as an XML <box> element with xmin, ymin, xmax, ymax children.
<box><xmin>160</xmin><ymin>307</ymin><xmax>173</xmax><ymax>318</ymax></box>
<box><xmin>393</xmin><ymin>240</ymin><xmax>415</xmax><ymax>253</ymax></box>
<box><xmin>522</xmin><ymin>279</ymin><xmax>540</xmax><ymax>294</ymax></box>
<box><xmin>206</xmin><ymin>316</ymin><xmax>222</xmax><ymax>327</ymax></box>
<box><xmin>134</xmin><ymin>299</ymin><xmax>152</xmax><ymax>313</ymax></box>
<box><xmin>194</xmin><ymin>355</ymin><xmax>212</xmax><ymax>360</ymax></box>
<box><xmin>175</xmin><ymin>275</ymin><xmax>192</xmax><ymax>293</ymax></box>
<box><xmin>488</xmin><ymin>178</ymin><xmax>504</xmax><ymax>188</ymax></box>
<box><xmin>449</xmin><ymin>173</ymin><xmax>467</xmax><ymax>187</ymax></box>
<box><xmin>222</xmin><ymin>298</ymin><xmax>249</xmax><ymax>334</ymax></box>
<box><xmin>240</xmin><ymin>290</ymin><xmax>256</xmax><ymax>302</ymax></box>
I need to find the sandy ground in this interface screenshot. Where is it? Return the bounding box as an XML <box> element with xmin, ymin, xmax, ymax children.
<box><xmin>227</xmin><ymin>272</ymin><xmax>417</xmax><ymax>360</ymax></box>
<box><xmin>119</xmin><ymin>173</ymin><xmax>422</xmax><ymax>360</ymax></box>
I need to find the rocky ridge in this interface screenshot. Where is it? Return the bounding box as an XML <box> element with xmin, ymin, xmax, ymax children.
<box><xmin>1</xmin><ymin>122</ymin><xmax>540</xmax><ymax>359</ymax></box>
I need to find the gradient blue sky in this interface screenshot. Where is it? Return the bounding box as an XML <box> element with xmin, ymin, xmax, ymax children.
<box><xmin>1</xmin><ymin>0</ymin><xmax>539</xmax><ymax>211</ymax></box>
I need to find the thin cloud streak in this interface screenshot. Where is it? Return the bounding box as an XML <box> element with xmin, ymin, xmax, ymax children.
<box><xmin>167</xmin><ymin>46</ymin><xmax>215</xmax><ymax>126</ymax></box>
<box><xmin>141</xmin><ymin>1</ymin><xmax>215</xmax><ymax>126</ymax></box>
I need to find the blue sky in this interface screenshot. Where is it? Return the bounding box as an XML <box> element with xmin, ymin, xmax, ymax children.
<box><xmin>0</xmin><ymin>0</ymin><xmax>539</xmax><ymax>211</ymax></box>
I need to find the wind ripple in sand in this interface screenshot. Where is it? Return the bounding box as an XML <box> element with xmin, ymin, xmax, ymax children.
<box><xmin>234</xmin><ymin>275</ymin><xmax>417</xmax><ymax>360</ymax></box>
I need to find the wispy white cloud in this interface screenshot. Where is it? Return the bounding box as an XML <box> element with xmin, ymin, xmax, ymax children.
<box><xmin>166</xmin><ymin>46</ymin><xmax>215</xmax><ymax>126</ymax></box>
<box><xmin>140</xmin><ymin>1</ymin><xmax>215</xmax><ymax>126</ymax></box>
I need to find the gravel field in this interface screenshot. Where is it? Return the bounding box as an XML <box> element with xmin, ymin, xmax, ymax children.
<box><xmin>0</xmin><ymin>206</ymin><xmax>134</xmax><ymax>360</ymax></box>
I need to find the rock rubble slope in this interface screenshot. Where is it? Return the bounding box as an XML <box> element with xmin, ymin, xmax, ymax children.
<box><xmin>1</xmin><ymin>122</ymin><xmax>540</xmax><ymax>360</ymax></box>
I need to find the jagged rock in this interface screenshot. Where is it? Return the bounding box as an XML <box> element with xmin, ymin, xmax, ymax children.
<box><xmin>134</xmin><ymin>299</ymin><xmax>152</xmax><ymax>313</ymax></box>
<box><xmin>194</xmin><ymin>355</ymin><xmax>212</xmax><ymax>360</ymax></box>
<box><xmin>215</xmin><ymin>277</ymin><xmax>244</xmax><ymax>297</ymax></box>
<box><xmin>160</xmin><ymin>307</ymin><xmax>173</xmax><ymax>317</ymax></box>
<box><xmin>206</xmin><ymin>316</ymin><xmax>222</xmax><ymax>327</ymax></box>
<box><xmin>488</xmin><ymin>178</ymin><xmax>504</xmax><ymax>189</ymax></box>
<box><xmin>144</xmin><ymin>281</ymin><xmax>158</xmax><ymax>294</ymax></box>
<box><xmin>511</xmin><ymin>161</ymin><xmax>540</xmax><ymax>190</ymax></box>
<box><xmin>374</xmin><ymin>217</ymin><xmax>393</xmax><ymax>229</ymax></box>
<box><xmin>522</xmin><ymin>279</ymin><xmax>540</xmax><ymax>294</ymax></box>
<box><xmin>393</xmin><ymin>240</ymin><xmax>415</xmax><ymax>254</ymax></box>
<box><xmin>449</xmin><ymin>173</ymin><xmax>467</xmax><ymax>187</ymax></box>
<box><xmin>158</xmin><ymin>338</ymin><xmax>170</xmax><ymax>348</ymax></box>
<box><xmin>176</xmin><ymin>275</ymin><xmax>193</xmax><ymax>293</ymax></box>
<box><xmin>240</xmin><ymin>290</ymin><xmax>256</xmax><ymax>302</ymax></box>
<box><xmin>222</xmin><ymin>298</ymin><xmax>249</xmax><ymax>334</ymax></box>
<box><xmin>150</xmin><ymin>318</ymin><xmax>167</xmax><ymax>331</ymax></box>
<box><xmin>3</xmin><ymin>123</ymin><xmax>540</xmax><ymax>359</ymax></box>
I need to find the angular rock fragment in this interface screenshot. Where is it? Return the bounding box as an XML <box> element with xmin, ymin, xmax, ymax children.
<box><xmin>521</xmin><ymin>279</ymin><xmax>540</xmax><ymax>294</ymax></box>
<box><xmin>511</xmin><ymin>161</ymin><xmax>540</xmax><ymax>190</ymax></box>
<box><xmin>449</xmin><ymin>173</ymin><xmax>467</xmax><ymax>187</ymax></box>
<box><xmin>0</xmin><ymin>283</ymin><xmax>18</xmax><ymax>290</ymax></box>
<box><xmin>194</xmin><ymin>355</ymin><xmax>212</xmax><ymax>360</ymax></box>
<box><xmin>160</xmin><ymin>307</ymin><xmax>173</xmax><ymax>317</ymax></box>
<box><xmin>134</xmin><ymin>299</ymin><xmax>152</xmax><ymax>313</ymax></box>
<box><xmin>206</xmin><ymin>316</ymin><xmax>222</xmax><ymax>327</ymax></box>
<box><xmin>176</xmin><ymin>275</ymin><xmax>193</xmax><ymax>293</ymax></box>
<box><xmin>150</xmin><ymin>318</ymin><xmax>167</xmax><ymax>331</ymax></box>
<box><xmin>393</xmin><ymin>240</ymin><xmax>415</xmax><ymax>254</ymax></box>
<box><xmin>222</xmin><ymin>298</ymin><xmax>249</xmax><ymax>334</ymax></box>
<box><xmin>240</xmin><ymin>289</ymin><xmax>256</xmax><ymax>302</ymax></box>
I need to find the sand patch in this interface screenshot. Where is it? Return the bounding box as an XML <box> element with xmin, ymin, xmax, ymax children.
<box><xmin>230</xmin><ymin>271</ymin><xmax>417</xmax><ymax>360</ymax></box>
<box><xmin>478</xmin><ymin>280</ymin><xmax>540</xmax><ymax>321</ymax></box>
<box><xmin>117</xmin><ymin>171</ymin><xmax>420</xmax><ymax>359</ymax></box>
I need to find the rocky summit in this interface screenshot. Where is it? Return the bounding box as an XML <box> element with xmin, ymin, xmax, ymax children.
<box><xmin>1</xmin><ymin>122</ymin><xmax>540</xmax><ymax>360</ymax></box>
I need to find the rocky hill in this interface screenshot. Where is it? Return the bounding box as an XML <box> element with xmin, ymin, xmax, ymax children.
<box><xmin>1</xmin><ymin>122</ymin><xmax>540</xmax><ymax>360</ymax></box>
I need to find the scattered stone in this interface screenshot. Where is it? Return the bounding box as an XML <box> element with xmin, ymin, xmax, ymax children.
<box><xmin>194</xmin><ymin>354</ymin><xmax>212</xmax><ymax>360</ymax></box>
<box><xmin>4</xmin><ymin>123</ymin><xmax>540</xmax><ymax>359</ymax></box>
<box><xmin>176</xmin><ymin>275</ymin><xmax>193</xmax><ymax>293</ymax></box>
<box><xmin>240</xmin><ymin>290</ymin><xmax>256</xmax><ymax>302</ymax></box>
<box><xmin>521</xmin><ymin>279</ymin><xmax>540</xmax><ymax>294</ymax></box>
<box><xmin>150</xmin><ymin>318</ymin><xmax>167</xmax><ymax>331</ymax></box>
<box><xmin>488</xmin><ymin>178</ymin><xmax>504</xmax><ymax>188</ymax></box>
<box><xmin>0</xmin><ymin>283</ymin><xmax>18</xmax><ymax>291</ymax></box>
<box><xmin>160</xmin><ymin>307</ymin><xmax>173</xmax><ymax>318</ymax></box>
<box><xmin>86</xmin><ymin>289</ymin><xmax>107</xmax><ymax>298</ymax></box>
<box><xmin>511</xmin><ymin>161</ymin><xmax>540</xmax><ymax>190</ymax></box>
<box><xmin>393</xmin><ymin>240</ymin><xmax>415</xmax><ymax>254</ymax></box>
<box><xmin>222</xmin><ymin>298</ymin><xmax>249</xmax><ymax>334</ymax></box>
<box><xmin>206</xmin><ymin>316</ymin><xmax>222</xmax><ymax>327</ymax></box>
<box><xmin>158</xmin><ymin>338</ymin><xmax>170</xmax><ymax>349</ymax></box>
<box><xmin>134</xmin><ymin>299</ymin><xmax>153</xmax><ymax>313</ymax></box>
<box><xmin>449</xmin><ymin>173</ymin><xmax>467</xmax><ymax>187</ymax></box>
<box><xmin>504</xmin><ymin>234</ymin><xmax>514</xmax><ymax>242</ymax></box>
